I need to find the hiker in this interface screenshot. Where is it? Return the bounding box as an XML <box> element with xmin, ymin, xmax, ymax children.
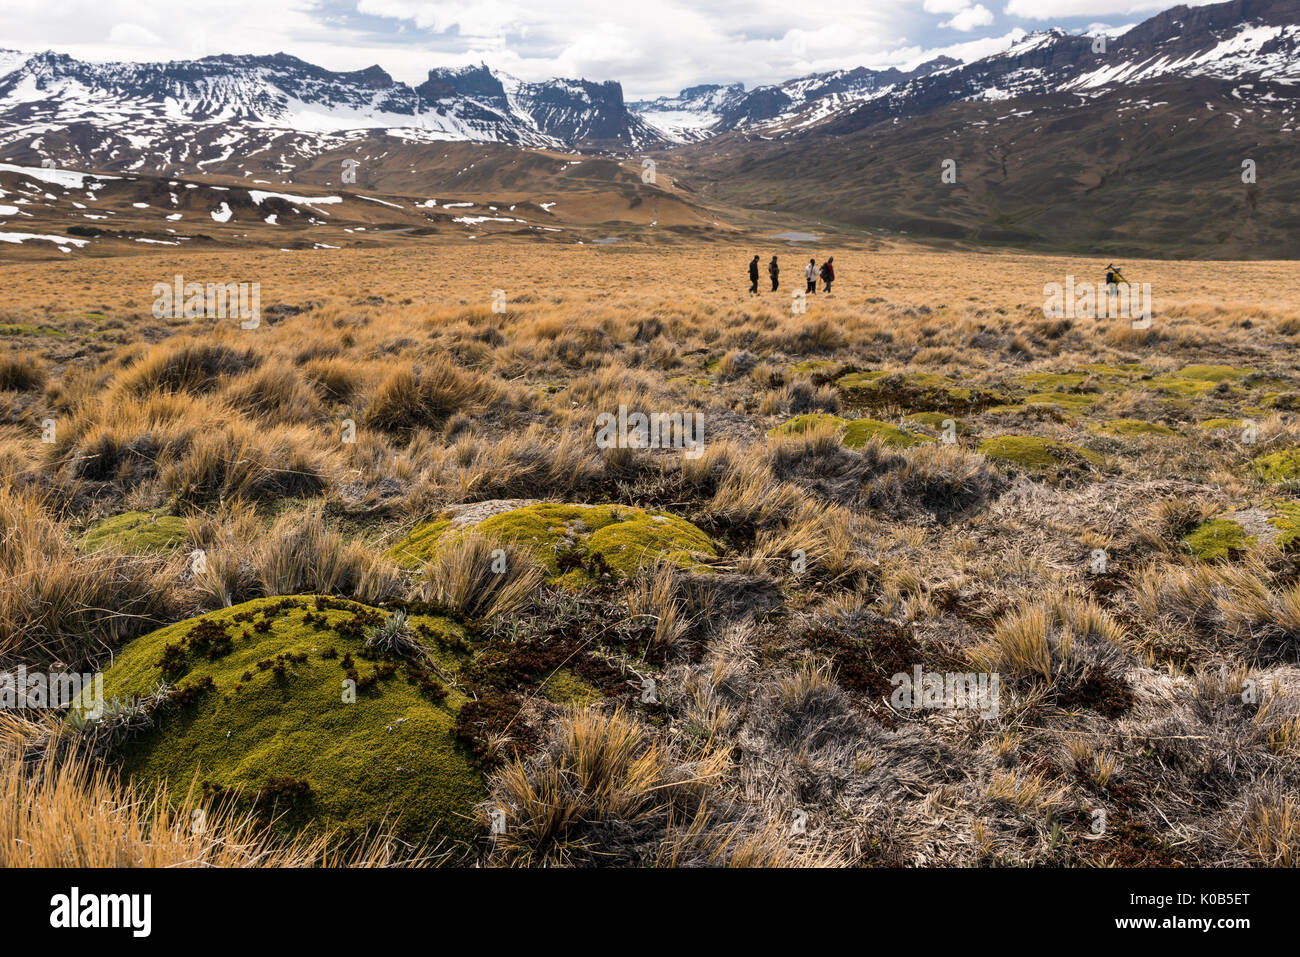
<box><xmin>1105</xmin><ymin>263</ymin><xmax>1123</xmax><ymax>287</ymax></box>
<box><xmin>769</xmin><ymin>256</ymin><xmax>779</xmax><ymax>292</ymax></box>
<box><xmin>749</xmin><ymin>255</ymin><xmax>759</xmax><ymax>294</ymax></box>
<box><xmin>820</xmin><ymin>257</ymin><xmax>835</xmax><ymax>294</ymax></box>
<box><xmin>805</xmin><ymin>258</ymin><xmax>817</xmax><ymax>294</ymax></box>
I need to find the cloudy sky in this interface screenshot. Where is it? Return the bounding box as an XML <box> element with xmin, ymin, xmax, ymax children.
<box><xmin>1</xmin><ymin>0</ymin><xmax>1220</xmax><ymax>98</ymax></box>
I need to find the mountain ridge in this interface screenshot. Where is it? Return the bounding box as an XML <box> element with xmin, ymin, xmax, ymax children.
<box><xmin>1</xmin><ymin>0</ymin><xmax>1296</xmax><ymax>174</ymax></box>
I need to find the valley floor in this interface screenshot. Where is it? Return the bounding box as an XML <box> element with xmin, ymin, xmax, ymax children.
<box><xmin>2</xmin><ymin>240</ymin><xmax>1300</xmax><ymax>866</ymax></box>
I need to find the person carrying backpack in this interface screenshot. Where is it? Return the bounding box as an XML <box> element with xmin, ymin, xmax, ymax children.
<box><xmin>805</xmin><ymin>258</ymin><xmax>817</xmax><ymax>294</ymax></box>
<box><xmin>769</xmin><ymin>256</ymin><xmax>779</xmax><ymax>292</ymax></box>
<box><xmin>820</xmin><ymin>257</ymin><xmax>835</xmax><ymax>294</ymax></box>
<box><xmin>748</xmin><ymin>255</ymin><xmax>759</xmax><ymax>295</ymax></box>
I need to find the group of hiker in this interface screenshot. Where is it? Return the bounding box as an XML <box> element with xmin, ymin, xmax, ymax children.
<box><xmin>750</xmin><ymin>255</ymin><xmax>834</xmax><ymax>295</ymax></box>
<box><xmin>746</xmin><ymin>256</ymin><xmax>1126</xmax><ymax>297</ymax></box>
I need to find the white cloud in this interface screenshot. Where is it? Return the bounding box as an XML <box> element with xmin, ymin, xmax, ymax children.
<box><xmin>922</xmin><ymin>0</ymin><xmax>971</xmax><ymax>13</ymax></box>
<box><xmin>942</xmin><ymin>4</ymin><xmax>995</xmax><ymax>32</ymax></box>
<box><xmin>0</xmin><ymin>0</ymin><xmax>1187</xmax><ymax>99</ymax></box>
<box><xmin>106</xmin><ymin>23</ymin><xmax>164</xmax><ymax>47</ymax></box>
<box><xmin>1002</xmin><ymin>0</ymin><xmax>1218</xmax><ymax>19</ymax></box>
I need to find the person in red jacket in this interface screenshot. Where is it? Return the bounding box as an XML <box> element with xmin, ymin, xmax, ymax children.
<box><xmin>820</xmin><ymin>257</ymin><xmax>835</xmax><ymax>294</ymax></box>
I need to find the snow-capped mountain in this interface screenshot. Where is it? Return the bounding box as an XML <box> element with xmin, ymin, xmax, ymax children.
<box><xmin>0</xmin><ymin>52</ymin><xmax>662</xmax><ymax>173</ymax></box>
<box><xmin>626</xmin><ymin>84</ymin><xmax>748</xmax><ymax>143</ymax></box>
<box><xmin>628</xmin><ymin>60</ymin><xmax>958</xmax><ymax>142</ymax></box>
<box><xmin>638</xmin><ymin>0</ymin><xmax>1299</xmax><ymax>142</ymax></box>
<box><xmin>668</xmin><ymin>0</ymin><xmax>1300</xmax><ymax>259</ymax></box>
<box><xmin>820</xmin><ymin>0</ymin><xmax>1300</xmax><ymax>135</ymax></box>
<box><xmin>0</xmin><ymin>0</ymin><xmax>1294</xmax><ymax>177</ymax></box>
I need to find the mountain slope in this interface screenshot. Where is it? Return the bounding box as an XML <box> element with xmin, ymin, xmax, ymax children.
<box><xmin>0</xmin><ymin>52</ymin><xmax>661</xmax><ymax>175</ymax></box>
<box><xmin>628</xmin><ymin>59</ymin><xmax>959</xmax><ymax>142</ymax></box>
<box><xmin>820</xmin><ymin>0</ymin><xmax>1300</xmax><ymax>136</ymax></box>
<box><xmin>668</xmin><ymin>76</ymin><xmax>1298</xmax><ymax>258</ymax></box>
<box><xmin>662</xmin><ymin>0</ymin><xmax>1300</xmax><ymax>257</ymax></box>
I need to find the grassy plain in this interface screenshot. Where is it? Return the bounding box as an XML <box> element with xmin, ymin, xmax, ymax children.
<box><xmin>3</xmin><ymin>237</ymin><xmax>1300</xmax><ymax>866</ymax></box>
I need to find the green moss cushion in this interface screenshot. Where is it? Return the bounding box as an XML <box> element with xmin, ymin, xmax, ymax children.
<box><xmin>80</xmin><ymin>595</ymin><xmax>484</xmax><ymax>844</ymax></box>
<box><xmin>1254</xmin><ymin>449</ymin><xmax>1300</xmax><ymax>486</ymax></box>
<box><xmin>390</xmin><ymin>502</ymin><xmax>717</xmax><ymax>584</ymax></box>
<box><xmin>83</xmin><ymin>511</ymin><xmax>188</xmax><ymax>554</ymax></box>
<box><xmin>1183</xmin><ymin>519</ymin><xmax>1256</xmax><ymax>561</ymax></box>
<box><xmin>1093</xmin><ymin>419</ymin><xmax>1178</xmax><ymax>437</ymax></box>
<box><xmin>767</xmin><ymin>413</ymin><xmax>932</xmax><ymax>449</ymax></box>
<box><xmin>978</xmin><ymin>435</ymin><xmax>1103</xmax><ymax>471</ymax></box>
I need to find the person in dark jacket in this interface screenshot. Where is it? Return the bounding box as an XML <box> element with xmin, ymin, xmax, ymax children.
<box><xmin>769</xmin><ymin>256</ymin><xmax>779</xmax><ymax>292</ymax></box>
<box><xmin>820</xmin><ymin>257</ymin><xmax>835</xmax><ymax>294</ymax></box>
<box><xmin>748</xmin><ymin>255</ymin><xmax>759</xmax><ymax>294</ymax></box>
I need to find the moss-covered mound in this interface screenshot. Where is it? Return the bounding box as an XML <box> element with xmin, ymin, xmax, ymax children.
<box><xmin>1199</xmin><ymin>418</ymin><xmax>1246</xmax><ymax>431</ymax></box>
<box><xmin>1149</xmin><ymin>375</ymin><xmax>1225</xmax><ymax>397</ymax></box>
<box><xmin>1015</xmin><ymin>371</ymin><xmax>1090</xmax><ymax>392</ymax></box>
<box><xmin>1267</xmin><ymin>501</ymin><xmax>1300</xmax><ymax>551</ymax></box>
<box><xmin>790</xmin><ymin>359</ymin><xmax>843</xmax><ymax>378</ymax></box>
<box><xmin>82</xmin><ymin>510</ymin><xmax>188</xmax><ymax>554</ymax></box>
<box><xmin>978</xmin><ymin>435</ymin><xmax>1103</xmax><ymax>471</ymax></box>
<box><xmin>1016</xmin><ymin>366</ymin><xmax>1143</xmax><ymax>394</ymax></box>
<box><xmin>1254</xmin><ymin>448</ymin><xmax>1300</xmax><ymax>487</ymax></box>
<box><xmin>540</xmin><ymin>667</ymin><xmax>605</xmax><ymax>706</ymax></box>
<box><xmin>1177</xmin><ymin>364</ymin><xmax>1253</xmax><ymax>383</ymax></box>
<box><xmin>1079</xmin><ymin>363</ymin><xmax>1149</xmax><ymax>379</ymax></box>
<box><xmin>391</xmin><ymin>502</ymin><xmax>717</xmax><ymax>583</ymax></box>
<box><xmin>1183</xmin><ymin>504</ymin><xmax>1300</xmax><ymax>560</ymax></box>
<box><xmin>666</xmin><ymin>375</ymin><xmax>712</xmax><ymax>389</ymax></box>
<box><xmin>80</xmin><ymin>595</ymin><xmax>484</xmax><ymax>843</ymax></box>
<box><xmin>0</xmin><ymin>323</ymin><xmax>69</xmax><ymax>339</ymax></box>
<box><xmin>1093</xmin><ymin>419</ymin><xmax>1178</xmax><ymax>437</ymax></box>
<box><xmin>767</xmin><ymin>413</ymin><xmax>932</xmax><ymax>449</ymax></box>
<box><xmin>905</xmin><ymin>411</ymin><xmax>967</xmax><ymax>434</ymax></box>
<box><xmin>1184</xmin><ymin>518</ymin><xmax>1256</xmax><ymax>561</ymax></box>
<box><xmin>835</xmin><ymin>370</ymin><xmax>1001</xmax><ymax>412</ymax></box>
<box><xmin>1020</xmin><ymin>392</ymin><xmax>1096</xmax><ymax>413</ymax></box>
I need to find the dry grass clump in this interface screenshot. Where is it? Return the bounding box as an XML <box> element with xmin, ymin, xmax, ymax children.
<box><xmin>0</xmin><ymin>353</ymin><xmax>46</xmax><ymax>392</ymax></box>
<box><xmin>160</xmin><ymin>421</ymin><xmax>330</xmax><ymax>507</ymax></box>
<box><xmin>1233</xmin><ymin>783</ymin><xmax>1300</xmax><ymax>866</ymax></box>
<box><xmin>485</xmin><ymin>706</ymin><xmax>839</xmax><ymax>867</ymax></box>
<box><xmin>625</xmin><ymin>563</ymin><xmax>690</xmax><ymax>650</ymax></box>
<box><xmin>704</xmin><ymin>457</ymin><xmax>808</xmax><ymax>531</ymax></box>
<box><xmin>772</xmin><ymin>379</ymin><xmax>841</xmax><ymax>415</ymax></box>
<box><xmin>0</xmin><ymin>736</ymin><xmax>419</xmax><ymax>867</ymax></box>
<box><xmin>193</xmin><ymin>506</ymin><xmax>403</xmax><ymax>608</ymax></box>
<box><xmin>0</xmin><ymin>486</ymin><xmax>176</xmax><ymax>667</ymax></box>
<box><xmin>748</xmin><ymin>500</ymin><xmax>863</xmax><ymax>585</ymax></box>
<box><xmin>366</xmin><ymin>358</ymin><xmax>503</xmax><ymax>435</ymax></box>
<box><xmin>48</xmin><ymin>389</ymin><xmax>331</xmax><ymax>507</ymax></box>
<box><xmin>415</xmin><ymin>531</ymin><xmax>544</xmax><ymax>620</ymax></box>
<box><xmin>48</xmin><ymin>391</ymin><xmax>210</xmax><ymax>485</ymax></box>
<box><xmin>1131</xmin><ymin>561</ymin><xmax>1300</xmax><ymax>663</ymax></box>
<box><xmin>760</xmin><ymin>424</ymin><xmax>1004</xmax><ymax>518</ymax></box>
<box><xmin>253</xmin><ymin>509</ymin><xmax>405</xmax><ymax>603</ymax></box>
<box><xmin>116</xmin><ymin>339</ymin><xmax>259</xmax><ymax>397</ymax></box>
<box><xmin>861</xmin><ymin>442</ymin><xmax>1006</xmax><ymax>516</ymax></box>
<box><xmin>971</xmin><ymin>594</ymin><xmax>1128</xmax><ymax>689</ymax></box>
<box><xmin>221</xmin><ymin>360</ymin><xmax>326</xmax><ymax>424</ymax></box>
<box><xmin>300</xmin><ymin>355</ymin><xmax>366</xmax><ymax>402</ymax></box>
<box><xmin>411</xmin><ymin>425</ymin><xmax>602</xmax><ymax>505</ymax></box>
